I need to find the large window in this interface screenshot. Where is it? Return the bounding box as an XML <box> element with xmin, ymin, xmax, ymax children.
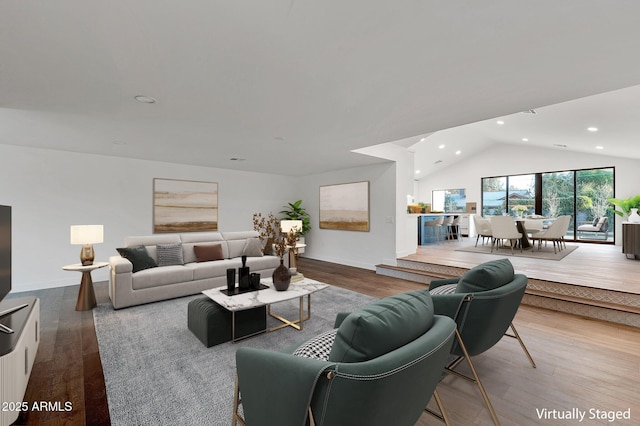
<box><xmin>481</xmin><ymin>167</ymin><xmax>614</xmax><ymax>243</ymax></box>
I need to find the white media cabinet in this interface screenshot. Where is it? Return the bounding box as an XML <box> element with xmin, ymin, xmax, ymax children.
<box><xmin>0</xmin><ymin>296</ymin><xmax>40</xmax><ymax>426</ymax></box>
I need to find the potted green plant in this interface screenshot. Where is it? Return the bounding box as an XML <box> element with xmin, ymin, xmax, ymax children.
<box><xmin>280</xmin><ymin>200</ymin><xmax>311</xmax><ymax>254</ymax></box>
<box><xmin>279</xmin><ymin>200</ymin><xmax>311</xmax><ymax>236</ymax></box>
<box><xmin>608</xmin><ymin>194</ymin><xmax>640</xmax><ymax>220</ymax></box>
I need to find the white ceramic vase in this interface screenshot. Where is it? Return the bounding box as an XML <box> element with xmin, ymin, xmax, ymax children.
<box><xmin>629</xmin><ymin>208</ymin><xmax>640</xmax><ymax>223</ymax></box>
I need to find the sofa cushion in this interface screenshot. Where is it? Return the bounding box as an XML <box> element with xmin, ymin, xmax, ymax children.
<box><xmin>292</xmin><ymin>329</ymin><xmax>338</xmax><ymax>360</ymax></box>
<box><xmin>244</xmin><ymin>256</ymin><xmax>280</xmax><ymax>271</ymax></box>
<box><xmin>116</xmin><ymin>245</ymin><xmax>158</xmax><ymax>273</ymax></box>
<box><xmin>455</xmin><ymin>258</ymin><xmax>514</xmax><ymax>293</ymax></box>
<box><xmin>194</xmin><ymin>243</ymin><xmax>224</xmax><ymax>262</ymax></box>
<box><xmin>124</xmin><ymin>234</ymin><xmax>182</xmax><ymax>263</ymax></box>
<box><xmin>156</xmin><ymin>243</ymin><xmax>185</xmax><ymax>266</ymax></box>
<box><xmin>180</xmin><ymin>232</ymin><xmax>227</xmax><ymax>263</ymax></box>
<box><xmin>592</xmin><ymin>217</ymin><xmax>600</xmax><ymax>226</ymax></box>
<box><xmin>131</xmin><ymin>265</ymin><xmax>194</xmax><ymax>290</ymax></box>
<box><xmin>328</xmin><ymin>290</ymin><xmax>434</xmax><ymax>363</ymax></box>
<box><xmin>185</xmin><ymin>259</ymin><xmax>240</xmax><ymax>281</ymax></box>
<box><xmin>242</xmin><ymin>238</ymin><xmax>264</xmax><ymax>257</ymax></box>
<box><xmin>222</xmin><ymin>231</ymin><xmax>261</xmax><ymax>258</ymax></box>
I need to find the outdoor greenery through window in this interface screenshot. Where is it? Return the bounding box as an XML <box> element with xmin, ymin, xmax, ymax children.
<box><xmin>481</xmin><ymin>167</ymin><xmax>614</xmax><ymax>243</ymax></box>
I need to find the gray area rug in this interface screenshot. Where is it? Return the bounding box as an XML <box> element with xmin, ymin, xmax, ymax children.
<box><xmin>93</xmin><ymin>286</ymin><xmax>377</xmax><ymax>426</ymax></box>
<box><xmin>456</xmin><ymin>243</ymin><xmax>578</xmax><ymax>260</ymax></box>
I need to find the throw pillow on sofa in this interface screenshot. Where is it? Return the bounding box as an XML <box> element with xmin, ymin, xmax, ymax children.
<box><xmin>116</xmin><ymin>245</ymin><xmax>158</xmax><ymax>273</ymax></box>
<box><xmin>242</xmin><ymin>238</ymin><xmax>264</xmax><ymax>257</ymax></box>
<box><xmin>157</xmin><ymin>243</ymin><xmax>185</xmax><ymax>266</ymax></box>
<box><xmin>194</xmin><ymin>243</ymin><xmax>224</xmax><ymax>262</ymax></box>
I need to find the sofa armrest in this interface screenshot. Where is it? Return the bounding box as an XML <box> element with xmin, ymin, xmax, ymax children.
<box><xmin>109</xmin><ymin>255</ymin><xmax>132</xmax><ymax>274</ymax></box>
<box><xmin>109</xmin><ymin>255</ymin><xmax>134</xmax><ymax>309</ymax></box>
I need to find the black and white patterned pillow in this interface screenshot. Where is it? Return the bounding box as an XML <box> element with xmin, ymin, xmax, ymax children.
<box><xmin>157</xmin><ymin>243</ymin><xmax>184</xmax><ymax>266</ymax></box>
<box><xmin>429</xmin><ymin>283</ymin><xmax>457</xmax><ymax>295</ymax></box>
<box><xmin>292</xmin><ymin>329</ymin><xmax>338</xmax><ymax>360</ymax></box>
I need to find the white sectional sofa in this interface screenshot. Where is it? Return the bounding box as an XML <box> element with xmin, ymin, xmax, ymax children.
<box><xmin>108</xmin><ymin>231</ymin><xmax>282</xmax><ymax>309</ymax></box>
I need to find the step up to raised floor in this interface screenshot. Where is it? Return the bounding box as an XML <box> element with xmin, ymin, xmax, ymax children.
<box><xmin>376</xmin><ymin>259</ymin><xmax>640</xmax><ymax>328</ymax></box>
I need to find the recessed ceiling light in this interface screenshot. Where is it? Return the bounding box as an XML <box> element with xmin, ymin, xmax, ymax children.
<box><xmin>438</xmin><ymin>144</ymin><xmax>445</xmax><ymax>149</ymax></box>
<box><xmin>134</xmin><ymin>95</ymin><xmax>157</xmax><ymax>104</ymax></box>
<box><xmin>595</xmin><ymin>146</ymin><xmax>604</xmax><ymax>150</ymax></box>
<box><xmin>522</xmin><ymin>138</ymin><xmax>529</xmax><ymax>142</ymax></box>
<box><xmin>415</xmin><ymin>170</ymin><xmax>421</xmax><ymax>174</ymax></box>
<box><xmin>587</xmin><ymin>127</ymin><xmax>598</xmax><ymax>132</ymax></box>
<box><xmin>455</xmin><ymin>150</ymin><xmax>461</xmax><ymax>155</ymax></box>
<box><xmin>420</xmin><ymin>137</ymin><xmax>426</xmax><ymax>142</ymax></box>
<box><xmin>496</xmin><ymin>120</ymin><xmax>504</xmax><ymax>125</ymax></box>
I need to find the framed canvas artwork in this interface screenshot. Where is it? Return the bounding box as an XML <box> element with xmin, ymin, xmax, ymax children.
<box><xmin>153</xmin><ymin>178</ymin><xmax>218</xmax><ymax>233</ymax></box>
<box><xmin>319</xmin><ymin>181</ymin><xmax>370</xmax><ymax>231</ymax></box>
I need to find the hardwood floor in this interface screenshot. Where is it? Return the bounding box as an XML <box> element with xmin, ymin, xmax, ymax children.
<box><xmin>403</xmin><ymin>238</ymin><xmax>640</xmax><ymax>294</ymax></box>
<box><xmin>8</xmin><ymin>257</ymin><xmax>640</xmax><ymax>425</ymax></box>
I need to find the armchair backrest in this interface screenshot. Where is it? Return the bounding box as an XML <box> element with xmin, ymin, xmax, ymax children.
<box><xmin>453</xmin><ymin>274</ymin><xmax>528</xmax><ymax>356</ymax></box>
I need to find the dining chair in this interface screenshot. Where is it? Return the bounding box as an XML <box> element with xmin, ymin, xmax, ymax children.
<box><xmin>533</xmin><ymin>215</ymin><xmax>571</xmax><ymax>254</ymax></box>
<box><xmin>490</xmin><ymin>216</ymin><xmax>522</xmax><ymax>254</ymax></box>
<box><xmin>473</xmin><ymin>215</ymin><xmax>493</xmax><ymax>247</ymax></box>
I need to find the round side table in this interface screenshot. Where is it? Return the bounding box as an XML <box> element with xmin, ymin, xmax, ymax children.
<box><xmin>62</xmin><ymin>261</ymin><xmax>108</xmax><ymax>311</ymax></box>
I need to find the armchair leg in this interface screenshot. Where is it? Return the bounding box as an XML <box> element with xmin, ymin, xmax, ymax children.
<box><xmin>449</xmin><ymin>329</ymin><xmax>501</xmax><ymax>425</ymax></box>
<box><xmin>232</xmin><ymin>374</ymin><xmax>246</xmax><ymax>426</ymax></box>
<box><xmin>424</xmin><ymin>389</ymin><xmax>451</xmax><ymax>425</ymax></box>
<box><xmin>505</xmin><ymin>323</ymin><xmax>536</xmax><ymax>368</ymax></box>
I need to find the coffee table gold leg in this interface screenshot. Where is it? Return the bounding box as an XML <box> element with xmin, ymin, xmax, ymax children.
<box><xmin>267</xmin><ymin>295</ymin><xmax>312</xmax><ymax>332</ymax></box>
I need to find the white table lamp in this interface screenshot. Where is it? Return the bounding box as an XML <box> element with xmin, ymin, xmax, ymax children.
<box><xmin>70</xmin><ymin>225</ymin><xmax>104</xmax><ymax>266</ymax></box>
<box><xmin>280</xmin><ymin>220</ymin><xmax>302</xmax><ymax>235</ymax></box>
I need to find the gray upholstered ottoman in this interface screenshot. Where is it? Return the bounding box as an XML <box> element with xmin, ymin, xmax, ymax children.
<box><xmin>188</xmin><ymin>296</ymin><xmax>267</xmax><ymax>347</ymax></box>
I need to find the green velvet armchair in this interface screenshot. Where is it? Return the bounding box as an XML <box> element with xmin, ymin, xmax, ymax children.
<box><xmin>428</xmin><ymin>258</ymin><xmax>536</xmax><ymax>426</ymax></box>
<box><xmin>233</xmin><ymin>290</ymin><xmax>456</xmax><ymax>426</ymax></box>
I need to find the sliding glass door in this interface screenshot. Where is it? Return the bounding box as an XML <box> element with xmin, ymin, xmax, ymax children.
<box><xmin>481</xmin><ymin>167</ymin><xmax>615</xmax><ymax>243</ymax></box>
<box><xmin>575</xmin><ymin>168</ymin><xmax>614</xmax><ymax>241</ymax></box>
<box><xmin>541</xmin><ymin>171</ymin><xmax>575</xmax><ymax>240</ymax></box>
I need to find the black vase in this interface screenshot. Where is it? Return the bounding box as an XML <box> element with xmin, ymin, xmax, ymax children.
<box><xmin>272</xmin><ymin>259</ymin><xmax>291</xmax><ymax>291</ymax></box>
<box><xmin>239</xmin><ymin>269</ymin><xmax>250</xmax><ymax>290</ymax></box>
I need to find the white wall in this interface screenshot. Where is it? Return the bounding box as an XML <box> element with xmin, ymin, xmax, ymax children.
<box><xmin>416</xmin><ymin>143</ymin><xmax>640</xmax><ymax>242</ymax></box>
<box><xmin>0</xmin><ymin>144</ymin><xmax>295</xmax><ymax>292</ymax></box>
<box><xmin>295</xmin><ymin>162</ymin><xmax>397</xmax><ymax>270</ymax></box>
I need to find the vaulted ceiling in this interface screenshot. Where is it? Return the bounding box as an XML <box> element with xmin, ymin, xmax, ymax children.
<box><xmin>2</xmin><ymin>1</ymin><xmax>640</xmax><ymax>176</ymax></box>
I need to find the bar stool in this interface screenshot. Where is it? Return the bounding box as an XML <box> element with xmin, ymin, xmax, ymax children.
<box><xmin>440</xmin><ymin>215</ymin><xmax>454</xmax><ymax>241</ymax></box>
<box><xmin>423</xmin><ymin>216</ymin><xmax>444</xmax><ymax>243</ymax></box>
<box><xmin>451</xmin><ymin>215</ymin><xmax>463</xmax><ymax>240</ymax></box>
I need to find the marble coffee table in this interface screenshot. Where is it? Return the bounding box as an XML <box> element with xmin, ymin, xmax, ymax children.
<box><xmin>202</xmin><ymin>277</ymin><xmax>328</xmax><ymax>341</ymax></box>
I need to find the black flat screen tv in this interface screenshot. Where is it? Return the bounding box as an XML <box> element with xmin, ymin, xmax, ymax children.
<box><xmin>0</xmin><ymin>205</ymin><xmax>11</xmax><ymax>303</ymax></box>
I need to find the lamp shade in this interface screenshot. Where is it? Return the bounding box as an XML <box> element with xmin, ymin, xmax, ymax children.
<box><xmin>280</xmin><ymin>220</ymin><xmax>302</xmax><ymax>234</ymax></box>
<box><xmin>70</xmin><ymin>225</ymin><xmax>104</xmax><ymax>245</ymax></box>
